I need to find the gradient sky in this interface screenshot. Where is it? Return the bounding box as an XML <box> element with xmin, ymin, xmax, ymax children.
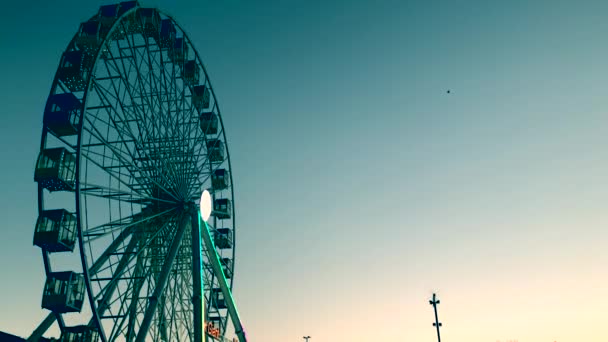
<box><xmin>2</xmin><ymin>1</ymin><xmax>608</xmax><ymax>341</ymax></box>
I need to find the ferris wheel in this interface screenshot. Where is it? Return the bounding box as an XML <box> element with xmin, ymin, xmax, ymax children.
<box><xmin>29</xmin><ymin>2</ymin><xmax>246</xmax><ymax>341</ymax></box>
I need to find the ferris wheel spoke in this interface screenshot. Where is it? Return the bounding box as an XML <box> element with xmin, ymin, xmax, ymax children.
<box><xmin>80</xmin><ymin>182</ymin><xmax>168</xmax><ymax>206</ymax></box>
<box><xmin>89</xmin><ymin>76</ymin><xmax>132</xmax><ymax>124</ymax></box>
<box><xmin>87</xmin><ymin>211</ymin><xmax>178</xmax><ymax>324</ymax></box>
<box><xmin>141</xmin><ymin>39</ymin><xmax>191</xmax><ymax>194</ymax></box>
<box><xmin>125</xmin><ymin>113</ymin><xmax>186</xmax><ymax>195</ymax></box>
<box><xmin>90</xmin><ymin>210</ymin><xmax>178</xmax><ymax>281</ymax></box>
<box><xmin>80</xmin><ymin>132</ymin><xmax>128</xmax><ymax>165</ymax></box>
<box><xmin>158</xmin><ymin>293</ymin><xmax>170</xmax><ymax>341</ymax></box>
<box><xmin>85</xmin><ymin>208</ymin><xmax>173</xmax><ymax>274</ymax></box>
<box><xmin>80</xmin><ymin>148</ymin><xmax>141</xmax><ymax>191</ymax></box>
<box><xmin>107</xmin><ymin>259</ymin><xmax>152</xmax><ymax>342</ymax></box>
<box><xmin>160</xmin><ymin>277</ymin><xmax>174</xmax><ymax>341</ymax></box>
<box><xmin>108</xmin><ymin>273</ymin><xmax>150</xmax><ymax>341</ymax></box>
<box><xmin>91</xmin><ymin>65</ymin><xmax>140</xmax><ymax>132</ymax></box>
<box><xmin>87</xmin><ymin>228</ymin><xmax>133</xmax><ymax>277</ymax></box>
<box><xmin>144</xmin><ymin>33</ymin><xmax>178</xmax><ymax>141</ymax></box>
<box><xmin>180</xmin><ymin>269</ymin><xmax>194</xmax><ymax>339</ymax></box>
<box><xmin>182</xmin><ymin>133</ymin><xmax>205</xmax><ymax>191</ymax></box>
<box><xmin>186</xmin><ymin>139</ymin><xmax>227</xmax><ymax>199</ymax></box>
<box><xmin>117</xmin><ymin>34</ymin><xmax>172</xmax><ymax>161</ymax></box>
<box><xmin>81</xmin><ymin>113</ymin><xmax>180</xmax><ymax>201</ymax></box>
<box><xmin>107</xmin><ymin>296</ymin><xmax>132</xmax><ymax>341</ymax></box>
<box><xmin>176</xmin><ymin>288</ymin><xmax>192</xmax><ymax>339</ymax></box>
<box><xmin>91</xmin><ymin>241</ymin><xmax>140</xmax><ymax>301</ymax></box>
<box><xmin>81</xmin><ymin>145</ymin><xmax>176</xmax><ymax>203</ymax></box>
<box><xmin>134</xmin><ymin>210</ymin><xmax>190</xmax><ymax>342</ymax></box>
<box><xmin>173</xmin><ymin>73</ymin><xmax>198</xmax><ymax>193</ymax></box>
<box><xmin>93</xmin><ymin>235</ymin><xmax>138</xmax><ymax>318</ymax></box>
<box><xmin>80</xmin><ymin>146</ymin><xmax>151</xmax><ymax>200</ymax></box>
<box><xmin>167</xmin><ymin>286</ymin><xmax>180</xmax><ymax>342</ymax></box>
<box><xmin>170</xmin><ymin>265</ymin><xmax>193</xmax><ymax>341</ymax></box>
<box><xmin>129</xmin><ymin>35</ymin><xmax>165</xmax><ymax>115</ymax></box>
<box><xmin>166</xmin><ymin>273</ymin><xmax>183</xmax><ymax>341</ymax></box>
<box><xmin>159</xmin><ymin>55</ymin><xmax>199</xmax><ymax>197</ymax></box>
<box><xmin>84</xmin><ymin>207</ymin><xmax>174</xmax><ymax>240</ymax></box>
<box><xmin>175</xmin><ymin>129</ymin><xmax>197</xmax><ymax>194</ymax></box>
<box><xmin>82</xmin><ymin>96</ymin><xmax>139</xmax><ymax>150</ymax></box>
<box><xmin>124</xmin><ymin>234</ymin><xmax>148</xmax><ymax>342</ymax></box>
<box><xmin>99</xmin><ymin>211</ymin><xmax>179</xmax><ymax>341</ymax></box>
<box><xmin>101</xmin><ymin>44</ymin><xmax>183</xmax><ymax>194</ymax></box>
<box><xmin>181</xmin><ymin>90</ymin><xmax>209</xmax><ymax>172</ymax></box>
<box><xmin>185</xmin><ymin>148</ymin><xmax>211</xmax><ymax>197</ymax></box>
<box><xmin>164</xmin><ymin>250</ymin><xmax>190</xmax><ymax>340</ymax></box>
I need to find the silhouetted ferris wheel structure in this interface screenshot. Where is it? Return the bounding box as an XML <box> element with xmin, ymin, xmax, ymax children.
<box><xmin>30</xmin><ymin>2</ymin><xmax>246</xmax><ymax>341</ymax></box>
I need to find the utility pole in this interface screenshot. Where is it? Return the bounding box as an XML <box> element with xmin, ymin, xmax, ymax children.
<box><xmin>303</xmin><ymin>336</ymin><xmax>311</xmax><ymax>342</ymax></box>
<box><xmin>429</xmin><ymin>293</ymin><xmax>442</xmax><ymax>342</ymax></box>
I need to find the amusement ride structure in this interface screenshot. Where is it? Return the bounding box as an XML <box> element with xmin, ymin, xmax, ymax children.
<box><xmin>29</xmin><ymin>2</ymin><xmax>246</xmax><ymax>341</ymax></box>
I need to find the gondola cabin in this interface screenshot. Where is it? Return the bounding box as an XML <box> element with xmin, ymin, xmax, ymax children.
<box><xmin>207</xmin><ymin>315</ymin><xmax>222</xmax><ymax>326</ymax></box>
<box><xmin>168</xmin><ymin>37</ymin><xmax>188</xmax><ymax>64</ymax></box>
<box><xmin>34</xmin><ymin>148</ymin><xmax>76</xmax><ymax>192</ymax></box>
<box><xmin>211</xmin><ymin>288</ymin><xmax>227</xmax><ymax>309</ymax></box>
<box><xmin>115</xmin><ymin>1</ymin><xmax>138</xmax><ymax>37</ymax></box>
<box><xmin>206</xmin><ymin>139</ymin><xmax>224</xmax><ymax>163</ymax></box>
<box><xmin>138</xmin><ymin>8</ymin><xmax>161</xmax><ymax>39</ymax></box>
<box><xmin>183</xmin><ymin>60</ymin><xmax>200</xmax><ymax>85</ymax></box>
<box><xmin>214</xmin><ymin>228</ymin><xmax>233</xmax><ymax>249</ymax></box>
<box><xmin>76</xmin><ymin>20</ymin><xmax>103</xmax><ymax>55</ymax></box>
<box><xmin>41</xmin><ymin>271</ymin><xmax>85</xmax><ymax>313</ymax></box>
<box><xmin>118</xmin><ymin>1</ymin><xmax>137</xmax><ymax>16</ymax></box>
<box><xmin>213</xmin><ymin>199</ymin><xmax>231</xmax><ymax>219</ymax></box>
<box><xmin>34</xmin><ymin>209</ymin><xmax>77</xmax><ymax>253</ymax></box>
<box><xmin>221</xmin><ymin>257</ymin><xmax>233</xmax><ymax>279</ymax></box>
<box><xmin>44</xmin><ymin>93</ymin><xmax>81</xmax><ymax>137</ymax></box>
<box><xmin>211</xmin><ymin>168</ymin><xmax>229</xmax><ymax>190</ymax></box>
<box><xmin>193</xmin><ymin>85</ymin><xmax>210</xmax><ymax>111</ymax></box>
<box><xmin>61</xmin><ymin>325</ymin><xmax>99</xmax><ymax>342</ymax></box>
<box><xmin>58</xmin><ymin>51</ymin><xmax>90</xmax><ymax>92</ymax></box>
<box><xmin>158</xmin><ymin>19</ymin><xmax>176</xmax><ymax>48</ymax></box>
<box><xmin>98</xmin><ymin>4</ymin><xmax>119</xmax><ymax>29</ymax></box>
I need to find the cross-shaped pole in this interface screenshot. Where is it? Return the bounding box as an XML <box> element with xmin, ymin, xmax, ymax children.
<box><xmin>429</xmin><ymin>293</ymin><xmax>442</xmax><ymax>342</ymax></box>
<box><xmin>303</xmin><ymin>336</ymin><xmax>311</xmax><ymax>342</ymax></box>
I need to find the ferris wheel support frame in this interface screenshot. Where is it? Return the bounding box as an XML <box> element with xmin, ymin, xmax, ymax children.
<box><xmin>30</xmin><ymin>2</ymin><xmax>245</xmax><ymax>340</ymax></box>
<box><xmin>192</xmin><ymin>209</ymin><xmax>204</xmax><ymax>342</ymax></box>
<box><xmin>199</xmin><ymin>215</ymin><xmax>246</xmax><ymax>342</ymax></box>
<box><xmin>27</xmin><ymin>313</ymin><xmax>56</xmax><ymax>342</ymax></box>
<box><xmin>135</xmin><ymin>207</ymin><xmax>192</xmax><ymax>342</ymax></box>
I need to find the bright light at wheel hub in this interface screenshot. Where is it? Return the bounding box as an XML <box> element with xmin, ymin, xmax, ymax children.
<box><xmin>200</xmin><ymin>189</ymin><xmax>212</xmax><ymax>222</ymax></box>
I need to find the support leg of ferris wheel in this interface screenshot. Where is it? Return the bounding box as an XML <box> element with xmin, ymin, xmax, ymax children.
<box><xmin>27</xmin><ymin>227</ymin><xmax>134</xmax><ymax>341</ymax></box>
<box><xmin>198</xmin><ymin>213</ymin><xmax>247</xmax><ymax>342</ymax></box>
<box><xmin>27</xmin><ymin>312</ymin><xmax>56</xmax><ymax>342</ymax></box>
<box><xmin>94</xmin><ymin>236</ymin><xmax>139</xmax><ymax>320</ymax></box>
<box><xmin>134</xmin><ymin>209</ymin><xmax>191</xmax><ymax>342</ymax></box>
<box><xmin>126</xmin><ymin>238</ymin><xmax>147</xmax><ymax>342</ymax></box>
<box><xmin>192</xmin><ymin>209</ymin><xmax>204</xmax><ymax>342</ymax></box>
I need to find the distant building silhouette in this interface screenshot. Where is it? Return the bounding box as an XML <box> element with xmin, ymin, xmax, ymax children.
<box><xmin>0</xmin><ymin>331</ymin><xmax>55</xmax><ymax>342</ymax></box>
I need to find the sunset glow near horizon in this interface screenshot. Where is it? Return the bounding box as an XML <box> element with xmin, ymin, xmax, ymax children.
<box><xmin>1</xmin><ymin>1</ymin><xmax>608</xmax><ymax>341</ymax></box>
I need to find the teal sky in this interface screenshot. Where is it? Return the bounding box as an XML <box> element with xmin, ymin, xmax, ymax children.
<box><xmin>2</xmin><ymin>1</ymin><xmax>608</xmax><ymax>341</ymax></box>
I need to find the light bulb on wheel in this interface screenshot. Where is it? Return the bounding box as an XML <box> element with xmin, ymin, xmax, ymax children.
<box><xmin>200</xmin><ymin>189</ymin><xmax>212</xmax><ymax>222</ymax></box>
